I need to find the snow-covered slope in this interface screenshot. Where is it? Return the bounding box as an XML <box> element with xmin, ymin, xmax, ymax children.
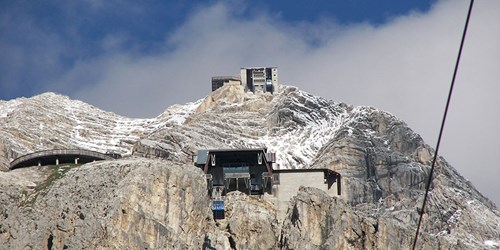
<box><xmin>134</xmin><ymin>84</ymin><xmax>500</xmax><ymax>248</ymax></box>
<box><xmin>0</xmin><ymin>85</ymin><xmax>499</xmax><ymax>248</ymax></box>
<box><xmin>141</xmin><ymin>85</ymin><xmax>414</xmax><ymax>171</ymax></box>
<box><xmin>0</xmin><ymin>92</ymin><xmax>200</xmax><ymax>170</ymax></box>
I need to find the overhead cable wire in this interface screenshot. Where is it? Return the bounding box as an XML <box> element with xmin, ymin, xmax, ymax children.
<box><xmin>411</xmin><ymin>0</ymin><xmax>475</xmax><ymax>249</ymax></box>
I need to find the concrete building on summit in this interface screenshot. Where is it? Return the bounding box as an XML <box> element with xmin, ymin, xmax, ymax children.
<box><xmin>240</xmin><ymin>67</ymin><xmax>278</xmax><ymax>94</ymax></box>
<box><xmin>211</xmin><ymin>67</ymin><xmax>279</xmax><ymax>94</ymax></box>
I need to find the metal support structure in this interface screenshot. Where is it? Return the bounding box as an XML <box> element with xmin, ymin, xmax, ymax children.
<box><xmin>224</xmin><ymin>172</ymin><xmax>251</xmax><ymax>193</ymax></box>
<box><xmin>337</xmin><ymin>175</ymin><xmax>342</xmax><ymax>196</ymax></box>
<box><xmin>206</xmin><ymin>174</ymin><xmax>213</xmax><ymax>196</ymax></box>
<box><xmin>262</xmin><ymin>172</ymin><xmax>271</xmax><ymax>189</ymax></box>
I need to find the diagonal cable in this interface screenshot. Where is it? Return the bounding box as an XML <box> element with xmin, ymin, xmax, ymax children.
<box><xmin>412</xmin><ymin>0</ymin><xmax>475</xmax><ymax>249</ymax></box>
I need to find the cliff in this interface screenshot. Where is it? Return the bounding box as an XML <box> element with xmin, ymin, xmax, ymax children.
<box><xmin>0</xmin><ymin>85</ymin><xmax>499</xmax><ymax>249</ymax></box>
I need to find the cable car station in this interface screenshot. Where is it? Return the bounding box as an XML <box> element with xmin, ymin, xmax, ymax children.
<box><xmin>194</xmin><ymin>148</ymin><xmax>341</xmax><ymax>220</ymax></box>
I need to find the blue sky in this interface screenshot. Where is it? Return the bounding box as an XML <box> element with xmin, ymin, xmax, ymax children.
<box><xmin>1</xmin><ymin>0</ymin><xmax>500</xmax><ymax>206</ymax></box>
<box><xmin>1</xmin><ymin>0</ymin><xmax>435</xmax><ymax>101</ymax></box>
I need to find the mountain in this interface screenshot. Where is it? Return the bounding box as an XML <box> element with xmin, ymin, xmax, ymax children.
<box><xmin>0</xmin><ymin>85</ymin><xmax>499</xmax><ymax>249</ymax></box>
<box><xmin>0</xmin><ymin>92</ymin><xmax>200</xmax><ymax>171</ymax></box>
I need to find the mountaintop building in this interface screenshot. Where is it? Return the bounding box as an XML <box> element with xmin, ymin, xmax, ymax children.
<box><xmin>240</xmin><ymin>67</ymin><xmax>278</xmax><ymax>94</ymax></box>
<box><xmin>211</xmin><ymin>67</ymin><xmax>279</xmax><ymax>94</ymax></box>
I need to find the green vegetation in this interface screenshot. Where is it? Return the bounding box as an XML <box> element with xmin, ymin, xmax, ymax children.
<box><xmin>19</xmin><ymin>164</ymin><xmax>77</xmax><ymax>207</ymax></box>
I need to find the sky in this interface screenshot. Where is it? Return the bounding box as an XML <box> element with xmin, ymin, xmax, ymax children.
<box><xmin>1</xmin><ymin>0</ymin><xmax>499</xmax><ymax>206</ymax></box>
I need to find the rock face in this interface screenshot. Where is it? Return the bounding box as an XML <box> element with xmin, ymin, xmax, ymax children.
<box><xmin>1</xmin><ymin>85</ymin><xmax>500</xmax><ymax>249</ymax></box>
<box><xmin>0</xmin><ymin>158</ymin><xmax>282</xmax><ymax>249</ymax></box>
<box><xmin>280</xmin><ymin>187</ymin><xmax>499</xmax><ymax>249</ymax></box>
<box><xmin>1</xmin><ymin>159</ymin><xmax>208</xmax><ymax>249</ymax></box>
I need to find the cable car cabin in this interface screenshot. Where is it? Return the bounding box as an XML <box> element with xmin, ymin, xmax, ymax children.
<box><xmin>195</xmin><ymin>148</ymin><xmax>276</xmax><ymax>196</ymax></box>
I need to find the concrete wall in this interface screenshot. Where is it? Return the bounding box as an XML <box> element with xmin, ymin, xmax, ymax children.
<box><xmin>270</xmin><ymin>67</ymin><xmax>278</xmax><ymax>91</ymax></box>
<box><xmin>272</xmin><ymin>171</ymin><xmax>338</xmax><ymax>222</ymax></box>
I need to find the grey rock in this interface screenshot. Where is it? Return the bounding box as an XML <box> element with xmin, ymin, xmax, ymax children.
<box><xmin>281</xmin><ymin>186</ymin><xmax>500</xmax><ymax>249</ymax></box>
<box><xmin>0</xmin><ymin>85</ymin><xmax>499</xmax><ymax>249</ymax></box>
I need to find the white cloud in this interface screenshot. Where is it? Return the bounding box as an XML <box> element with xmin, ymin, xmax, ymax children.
<box><xmin>48</xmin><ymin>0</ymin><xmax>500</xmax><ymax>205</ymax></box>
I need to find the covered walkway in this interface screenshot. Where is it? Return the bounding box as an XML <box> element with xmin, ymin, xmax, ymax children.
<box><xmin>9</xmin><ymin>149</ymin><xmax>119</xmax><ymax>170</ymax></box>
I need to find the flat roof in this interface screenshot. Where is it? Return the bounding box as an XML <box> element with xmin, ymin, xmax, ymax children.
<box><xmin>241</xmin><ymin>67</ymin><xmax>277</xmax><ymax>69</ymax></box>
<box><xmin>199</xmin><ymin>148</ymin><xmax>267</xmax><ymax>153</ymax></box>
<box><xmin>195</xmin><ymin>148</ymin><xmax>269</xmax><ymax>166</ymax></box>
<box><xmin>211</xmin><ymin>76</ymin><xmax>240</xmax><ymax>81</ymax></box>
<box><xmin>274</xmin><ymin>168</ymin><xmax>340</xmax><ymax>176</ymax></box>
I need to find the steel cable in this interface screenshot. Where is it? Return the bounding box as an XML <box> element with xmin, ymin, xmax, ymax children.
<box><xmin>412</xmin><ymin>0</ymin><xmax>475</xmax><ymax>249</ymax></box>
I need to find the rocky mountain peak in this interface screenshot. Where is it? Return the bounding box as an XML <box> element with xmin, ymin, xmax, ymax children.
<box><xmin>195</xmin><ymin>82</ymin><xmax>273</xmax><ymax>113</ymax></box>
<box><xmin>0</xmin><ymin>86</ymin><xmax>499</xmax><ymax>249</ymax></box>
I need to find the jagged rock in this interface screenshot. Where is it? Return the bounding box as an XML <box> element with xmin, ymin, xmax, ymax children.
<box><xmin>0</xmin><ymin>158</ymin><xmax>215</xmax><ymax>249</ymax></box>
<box><xmin>217</xmin><ymin>191</ymin><xmax>279</xmax><ymax>249</ymax></box>
<box><xmin>195</xmin><ymin>82</ymin><xmax>274</xmax><ymax>114</ymax></box>
<box><xmin>281</xmin><ymin>186</ymin><xmax>500</xmax><ymax>249</ymax></box>
<box><xmin>1</xmin><ymin>85</ymin><xmax>499</xmax><ymax>249</ymax></box>
<box><xmin>132</xmin><ymin>139</ymin><xmax>170</xmax><ymax>159</ymax></box>
<box><xmin>0</xmin><ymin>158</ymin><xmax>285</xmax><ymax>249</ymax></box>
<box><xmin>0</xmin><ymin>92</ymin><xmax>199</xmax><ymax>171</ymax></box>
